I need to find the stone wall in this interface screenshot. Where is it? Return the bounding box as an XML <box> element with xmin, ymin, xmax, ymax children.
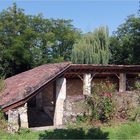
<box><xmin>92</xmin><ymin>77</ymin><xmax>119</xmax><ymax>90</ymax></box>
<box><xmin>66</xmin><ymin>77</ymin><xmax>119</xmax><ymax>97</ymax></box>
<box><xmin>63</xmin><ymin>91</ymin><xmax>140</xmax><ymax>124</ymax></box>
<box><xmin>8</xmin><ymin>109</ymin><xmax>19</xmax><ymax>132</ymax></box>
<box><xmin>67</xmin><ymin>79</ymin><xmax>83</xmax><ymax>96</ymax></box>
<box><xmin>114</xmin><ymin>91</ymin><xmax>140</xmax><ymax>120</ymax></box>
<box><xmin>8</xmin><ymin>103</ymin><xmax>28</xmax><ymax>133</ymax></box>
<box><xmin>63</xmin><ymin>95</ymin><xmax>86</xmax><ymax>124</ymax></box>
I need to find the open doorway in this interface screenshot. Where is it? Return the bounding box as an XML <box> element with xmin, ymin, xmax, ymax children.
<box><xmin>27</xmin><ymin>95</ymin><xmax>53</xmax><ymax>127</ymax></box>
<box><xmin>27</xmin><ymin>82</ymin><xmax>55</xmax><ymax>127</ymax></box>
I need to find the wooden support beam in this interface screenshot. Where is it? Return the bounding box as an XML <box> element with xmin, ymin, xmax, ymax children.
<box><xmin>119</xmin><ymin>73</ymin><xmax>126</xmax><ymax>92</ymax></box>
<box><xmin>83</xmin><ymin>73</ymin><xmax>92</xmax><ymax>96</ymax></box>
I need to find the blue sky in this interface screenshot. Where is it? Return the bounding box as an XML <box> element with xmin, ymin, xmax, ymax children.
<box><xmin>0</xmin><ymin>0</ymin><xmax>139</xmax><ymax>34</ymax></box>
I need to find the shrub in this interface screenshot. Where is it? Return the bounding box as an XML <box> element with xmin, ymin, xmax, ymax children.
<box><xmin>130</xmin><ymin>93</ymin><xmax>140</xmax><ymax>122</ymax></box>
<box><xmin>0</xmin><ymin>110</ymin><xmax>7</xmax><ymax>131</ymax></box>
<box><xmin>17</xmin><ymin>128</ymin><xmax>31</xmax><ymax>135</ymax></box>
<box><xmin>85</xmin><ymin>80</ymin><xmax>116</xmax><ymax>123</ymax></box>
<box><xmin>76</xmin><ymin>115</ymin><xmax>87</xmax><ymax>125</ymax></box>
<box><xmin>0</xmin><ymin>77</ymin><xmax>5</xmax><ymax>93</ymax></box>
<box><xmin>135</xmin><ymin>81</ymin><xmax>140</xmax><ymax>91</ymax></box>
<box><xmin>0</xmin><ymin>78</ymin><xmax>7</xmax><ymax>131</ymax></box>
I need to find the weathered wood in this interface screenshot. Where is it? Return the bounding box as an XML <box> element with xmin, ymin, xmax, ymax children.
<box><xmin>119</xmin><ymin>73</ymin><xmax>126</xmax><ymax>92</ymax></box>
<box><xmin>83</xmin><ymin>73</ymin><xmax>92</xmax><ymax>96</ymax></box>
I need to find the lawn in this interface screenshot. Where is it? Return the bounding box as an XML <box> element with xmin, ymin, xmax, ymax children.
<box><xmin>0</xmin><ymin>121</ymin><xmax>140</xmax><ymax>139</ymax></box>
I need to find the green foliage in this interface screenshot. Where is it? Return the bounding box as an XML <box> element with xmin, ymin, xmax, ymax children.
<box><xmin>71</xmin><ymin>26</ymin><xmax>110</xmax><ymax>64</ymax></box>
<box><xmin>0</xmin><ymin>3</ymin><xmax>80</xmax><ymax>77</ymax></box>
<box><xmin>0</xmin><ymin>110</ymin><xmax>7</xmax><ymax>131</ymax></box>
<box><xmin>130</xmin><ymin>107</ymin><xmax>140</xmax><ymax>121</ymax></box>
<box><xmin>135</xmin><ymin>81</ymin><xmax>140</xmax><ymax>91</ymax></box>
<box><xmin>76</xmin><ymin>115</ymin><xmax>88</xmax><ymax>125</ymax></box>
<box><xmin>0</xmin><ymin>78</ymin><xmax>7</xmax><ymax>131</ymax></box>
<box><xmin>86</xmin><ymin>80</ymin><xmax>116</xmax><ymax>122</ymax></box>
<box><xmin>117</xmin><ymin>98</ymin><xmax>135</xmax><ymax>120</ymax></box>
<box><xmin>0</xmin><ymin>77</ymin><xmax>5</xmax><ymax>93</ymax></box>
<box><xmin>130</xmin><ymin>90</ymin><xmax>140</xmax><ymax>121</ymax></box>
<box><xmin>109</xmin><ymin>15</ymin><xmax>140</xmax><ymax>64</ymax></box>
<box><xmin>17</xmin><ymin>128</ymin><xmax>31</xmax><ymax>135</ymax></box>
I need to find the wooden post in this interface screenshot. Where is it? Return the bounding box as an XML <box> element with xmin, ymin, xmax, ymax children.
<box><xmin>83</xmin><ymin>73</ymin><xmax>92</xmax><ymax>96</ymax></box>
<box><xmin>119</xmin><ymin>73</ymin><xmax>126</xmax><ymax>92</ymax></box>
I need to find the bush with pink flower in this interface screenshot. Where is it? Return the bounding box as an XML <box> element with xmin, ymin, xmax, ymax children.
<box><xmin>86</xmin><ymin>80</ymin><xmax>116</xmax><ymax>123</ymax></box>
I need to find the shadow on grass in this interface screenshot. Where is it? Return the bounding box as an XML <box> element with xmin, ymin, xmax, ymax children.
<box><xmin>39</xmin><ymin>127</ymin><xmax>109</xmax><ymax>139</ymax></box>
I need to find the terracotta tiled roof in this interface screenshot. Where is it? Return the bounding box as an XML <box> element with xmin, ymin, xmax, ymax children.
<box><xmin>0</xmin><ymin>62</ymin><xmax>140</xmax><ymax>111</ymax></box>
<box><xmin>70</xmin><ymin>64</ymin><xmax>140</xmax><ymax>72</ymax></box>
<box><xmin>0</xmin><ymin>62</ymin><xmax>70</xmax><ymax>109</ymax></box>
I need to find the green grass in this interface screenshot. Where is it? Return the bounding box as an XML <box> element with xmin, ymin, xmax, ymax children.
<box><xmin>103</xmin><ymin>121</ymin><xmax>140</xmax><ymax>139</ymax></box>
<box><xmin>0</xmin><ymin>122</ymin><xmax>140</xmax><ymax>139</ymax></box>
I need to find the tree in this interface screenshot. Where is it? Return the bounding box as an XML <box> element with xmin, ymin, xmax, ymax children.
<box><xmin>109</xmin><ymin>15</ymin><xmax>140</xmax><ymax>64</ymax></box>
<box><xmin>0</xmin><ymin>3</ymin><xmax>79</xmax><ymax>77</ymax></box>
<box><xmin>71</xmin><ymin>26</ymin><xmax>110</xmax><ymax>64</ymax></box>
<box><xmin>45</xmin><ymin>19</ymin><xmax>80</xmax><ymax>63</ymax></box>
<box><xmin>0</xmin><ymin>3</ymin><xmax>33</xmax><ymax>76</ymax></box>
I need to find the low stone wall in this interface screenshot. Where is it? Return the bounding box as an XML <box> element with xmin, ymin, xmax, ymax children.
<box><xmin>63</xmin><ymin>91</ymin><xmax>140</xmax><ymax>124</ymax></box>
<box><xmin>67</xmin><ymin>79</ymin><xmax>83</xmax><ymax>96</ymax></box>
<box><xmin>114</xmin><ymin>91</ymin><xmax>140</xmax><ymax>120</ymax></box>
<box><xmin>8</xmin><ymin>103</ymin><xmax>28</xmax><ymax>133</ymax></box>
<box><xmin>63</xmin><ymin>95</ymin><xmax>86</xmax><ymax>124</ymax></box>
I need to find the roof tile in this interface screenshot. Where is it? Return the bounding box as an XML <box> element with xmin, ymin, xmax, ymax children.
<box><xmin>0</xmin><ymin>62</ymin><xmax>70</xmax><ymax>108</ymax></box>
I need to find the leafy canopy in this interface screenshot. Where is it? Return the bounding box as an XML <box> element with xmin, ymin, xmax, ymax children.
<box><xmin>0</xmin><ymin>3</ymin><xmax>80</xmax><ymax>77</ymax></box>
<box><xmin>109</xmin><ymin>15</ymin><xmax>140</xmax><ymax>64</ymax></box>
<box><xmin>71</xmin><ymin>26</ymin><xmax>110</xmax><ymax>64</ymax></box>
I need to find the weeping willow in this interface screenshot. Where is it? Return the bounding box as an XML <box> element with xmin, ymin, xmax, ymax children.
<box><xmin>71</xmin><ymin>26</ymin><xmax>110</xmax><ymax>64</ymax></box>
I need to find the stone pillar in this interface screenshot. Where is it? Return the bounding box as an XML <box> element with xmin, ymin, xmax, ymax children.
<box><xmin>8</xmin><ymin>103</ymin><xmax>28</xmax><ymax>132</ymax></box>
<box><xmin>119</xmin><ymin>73</ymin><xmax>126</xmax><ymax>92</ymax></box>
<box><xmin>54</xmin><ymin>77</ymin><xmax>66</xmax><ymax>126</ymax></box>
<box><xmin>36</xmin><ymin>92</ymin><xmax>42</xmax><ymax>110</ymax></box>
<box><xmin>83</xmin><ymin>73</ymin><xmax>92</xmax><ymax>96</ymax></box>
<box><xmin>18</xmin><ymin>103</ymin><xmax>28</xmax><ymax>128</ymax></box>
<box><xmin>8</xmin><ymin>109</ymin><xmax>19</xmax><ymax>133</ymax></box>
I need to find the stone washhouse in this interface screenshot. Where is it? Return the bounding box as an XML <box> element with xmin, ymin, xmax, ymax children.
<box><xmin>0</xmin><ymin>62</ymin><xmax>140</xmax><ymax>131</ymax></box>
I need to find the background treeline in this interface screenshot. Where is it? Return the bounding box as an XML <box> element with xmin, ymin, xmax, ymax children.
<box><xmin>0</xmin><ymin>3</ymin><xmax>140</xmax><ymax>78</ymax></box>
<box><xmin>0</xmin><ymin>3</ymin><xmax>80</xmax><ymax>77</ymax></box>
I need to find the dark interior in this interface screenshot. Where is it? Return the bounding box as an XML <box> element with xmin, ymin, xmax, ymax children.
<box><xmin>27</xmin><ymin>96</ymin><xmax>53</xmax><ymax>127</ymax></box>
